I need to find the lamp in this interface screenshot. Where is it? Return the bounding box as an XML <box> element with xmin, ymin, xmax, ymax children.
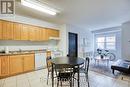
<box><xmin>21</xmin><ymin>0</ymin><xmax>58</xmax><ymax>15</ymax></box>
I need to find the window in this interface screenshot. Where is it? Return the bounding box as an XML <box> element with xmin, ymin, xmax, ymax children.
<box><xmin>96</xmin><ymin>37</ymin><xmax>105</xmax><ymax>49</ymax></box>
<box><xmin>95</xmin><ymin>35</ymin><xmax>116</xmax><ymax>50</ymax></box>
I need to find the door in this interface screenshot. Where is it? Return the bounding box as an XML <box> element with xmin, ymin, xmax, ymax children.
<box><xmin>68</xmin><ymin>32</ymin><xmax>78</xmax><ymax>57</ymax></box>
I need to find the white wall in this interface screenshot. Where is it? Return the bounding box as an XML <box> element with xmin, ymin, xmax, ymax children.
<box><xmin>58</xmin><ymin>24</ymin><xmax>93</xmax><ymax>57</ymax></box>
<box><xmin>67</xmin><ymin>24</ymin><xmax>93</xmax><ymax>57</ymax></box>
<box><xmin>58</xmin><ymin>24</ymin><xmax>68</xmax><ymax>56</ymax></box>
<box><xmin>122</xmin><ymin>21</ymin><xmax>130</xmax><ymax>60</ymax></box>
<box><xmin>0</xmin><ymin>15</ymin><xmax>60</xmax><ymax>51</ymax></box>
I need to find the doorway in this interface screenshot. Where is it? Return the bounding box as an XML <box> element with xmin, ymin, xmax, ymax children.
<box><xmin>68</xmin><ymin>32</ymin><xmax>78</xmax><ymax>57</ymax></box>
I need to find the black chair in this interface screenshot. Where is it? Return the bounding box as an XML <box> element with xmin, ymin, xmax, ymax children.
<box><xmin>46</xmin><ymin>56</ymin><xmax>52</xmax><ymax>85</ymax></box>
<box><xmin>74</xmin><ymin>57</ymin><xmax>90</xmax><ymax>87</ymax></box>
<box><xmin>54</xmin><ymin>64</ymin><xmax>75</xmax><ymax>87</ymax></box>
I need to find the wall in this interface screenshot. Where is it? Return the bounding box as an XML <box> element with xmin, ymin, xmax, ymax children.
<box><xmin>122</xmin><ymin>21</ymin><xmax>130</xmax><ymax>60</ymax></box>
<box><xmin>58</xmin><ymin>24</ymin><xmax>93</xmax><ymax>57</ymax></box>
<box><xmin>0</xmin><ymin>15</ymin><xmax>60</xmax><ymax>51</ymax></box>
<box><xmin>58</xmin><ymin>24</ymin><xmax>68</xmax><ymax>56</ymax></box>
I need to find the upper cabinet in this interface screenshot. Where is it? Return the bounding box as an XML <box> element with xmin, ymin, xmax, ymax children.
<box><xmin>0</xmin><ymin>19</ymin><xmax>59</xmax><ymax>41</ymax></box>
<box><xmin>40</xmin><ymin>27</ymin><xmax>48</xmax><ymax>41</ymax></box>
<box><xmin>46</xmin><ymin>28</ymin><xmax>59</xmax><ymax>39</ymax></box>
<box><xmin>21</xmin><ymin>24</ymin><xmax>29</xmax><ymax>40</ymax></box>
<box><xmin>0</xmin><ymin>20</ymin><xmax>2</xmax><ymax>40</ymax></box>
<box><xmin>13</xmin><ymin>22</ymin><xmax>22</xmax><ymax>40</ymax></box>
<box><xmin>2</xmin><ymin>20</ymin><xmax>14</xmax><ymax>40</ymax></box>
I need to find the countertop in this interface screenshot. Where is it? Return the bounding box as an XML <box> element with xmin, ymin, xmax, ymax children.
<box><xmin>0</xmin><ymin>50</ymin><xmax>47</xmax><ymax>56</ymax></box>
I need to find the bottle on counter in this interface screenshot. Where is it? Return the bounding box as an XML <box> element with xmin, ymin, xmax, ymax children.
<box><xmin>5</xmin><ymin>46</ymin><xmax>9</xmax><ymax>54</ymax></box>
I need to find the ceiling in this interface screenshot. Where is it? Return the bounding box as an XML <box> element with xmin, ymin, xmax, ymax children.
<box><xmin>15</xmin><ymin>0</ymin><xmax>130</xmax><ymax>30</ymax></box>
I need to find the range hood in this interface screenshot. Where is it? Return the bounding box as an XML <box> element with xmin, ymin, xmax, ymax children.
<box><xmin>49</xmin><ymin>37</ymin><xmax>60</xmax><ymax>40</ymax></box>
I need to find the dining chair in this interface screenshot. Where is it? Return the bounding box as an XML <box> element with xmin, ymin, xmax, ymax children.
<box><xmin>54</xmin><ymin>64</ymin><xmax>75</xmax><ymax>87</ymax></box>
<box><xmin>46</xmin><ymin>56</ymin><xmax>52</xmax><ymax>85</ymax></box>
<box><xmin>74</xmin><ymin>57</ymin><xmax>90</xmax><ymax>87</ymax></box>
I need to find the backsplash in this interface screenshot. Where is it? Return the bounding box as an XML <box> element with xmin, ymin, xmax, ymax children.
<box><xmin>0</xmin><ymin>40</ymin><xmax>59</xmax><ymax>51</ymax></box>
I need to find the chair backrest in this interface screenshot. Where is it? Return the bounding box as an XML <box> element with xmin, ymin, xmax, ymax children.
<box><xmin>84</xmin><ymin>57</ymin><xmax>90</xmax><ymax>73</ymax></box>
<box><xmin>46</xmin><ymin>56</ymin><xmax>52</xmax><ymax>72</ymax></box>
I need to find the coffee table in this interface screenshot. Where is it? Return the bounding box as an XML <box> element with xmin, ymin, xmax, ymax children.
<box><xmin>94</xmin><ymin>56</ymin><xmax>110</xmax><ymax>66</ymax></box>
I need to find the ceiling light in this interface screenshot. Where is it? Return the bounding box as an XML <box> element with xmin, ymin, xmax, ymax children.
<box><xmin>21</xmin><ymin>0</ymin><xmax>58</xmax><ymax>15</ymax></box>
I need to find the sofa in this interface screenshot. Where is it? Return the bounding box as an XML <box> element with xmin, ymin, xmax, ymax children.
<box><xmin>111</xmin><ymin>59</ymin><xmax>130</xmax><ymax>74</ymax></box>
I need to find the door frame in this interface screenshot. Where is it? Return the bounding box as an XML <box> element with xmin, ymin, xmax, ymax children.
<box><xmin>68</xmin><ymin>32</ymin><xmax>78</xmax><ymax>57</ymax></box>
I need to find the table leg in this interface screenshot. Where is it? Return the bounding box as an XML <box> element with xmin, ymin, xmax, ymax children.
<box><xmin>107</xmin><ymin>60</ymin><xmax>109</xmax><ymax>66</ymax></box>
<box><xmin>77</xmin><ymin>65</ymin><xmax>80</xmax><ymax>87</ymax></box>
<box><xmin>52</xmin><ymin>64</ymin><xmax>54</xmax><ymax>87</ymax></box>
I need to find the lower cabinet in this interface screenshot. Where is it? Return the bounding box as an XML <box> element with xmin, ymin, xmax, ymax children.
<box><xmin>23</xmin><ymin>54</ymin><xmax>35</xmax><ymax>72</ymax></box>
<box><xmin>0</xmin><ymin>56</ymin><xmax>10</xmax><ymax>77</ymax></box>
<box><xmin>10</xmin><ymin>55</ymin><xmax>23</xmax><ymax>75</ymax></box>
<box><xmin>0</xmin><ymin>54</ymin><xmax>35</xmax><ymax>78</ymax></box>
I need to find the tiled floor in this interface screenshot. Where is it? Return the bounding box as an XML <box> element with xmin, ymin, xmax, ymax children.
<box><xmin>0</xmin><ymin>69</ymin><xmax>130</xmax><ymax>87</ymax></box>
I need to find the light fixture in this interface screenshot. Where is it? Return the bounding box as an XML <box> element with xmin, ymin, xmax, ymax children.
<box><xmin>21</xmin><ymin>0</ymin><xmax>58</xmax><ymax>15</ymax></box>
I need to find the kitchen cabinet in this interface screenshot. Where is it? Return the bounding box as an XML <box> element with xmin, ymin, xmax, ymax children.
<box><xmin>41</xmin><ymin>28</ymin><xmax>48</xmax><ymax>41</ymax></box>
<box><xmin>0</xmin><ymin>56</ymin><xmax>10</xmax><ymax>77</ymax></box>
<box><xmin>21</xmin><ymin>24</ymin><xmax>29</xmax><ymax>40</ymax></box>
<box><xmin>0</xmin><ymin>20</ymin><xmax>2</xmax><ymax>40</ymax></box>
<box><xmin>29</xmin><ymin>25</ymin><xmax>36</xmax><ymax>41</ymax></box>
<box><xmin>29</xmin><ymin>26</ymin><xmax>41</xmax><ymax>41</ymax></box>
<box><xmin>46</xmin><ymin>29</ymin><xmax>59</xmax><ymax>39</ymax></box>
<box><xmin>13</xmin><ymin>22</ymin><xmax>22</xmax><ymax>40</ymax></box>
<box><xmin>23</xmin><ymin>54</ymin><xmax>35</xmax><ymax>72</ymax></box>
<box><xmin>35</xmin><ymin>26</ymin><xmax>40</xmax><ymax>41</ymax></box>
<box><xmin>0</xmin><ymin>19</ymin><xmax>59</xmax><ymax>41</ymax></box>
<box><xmin>2</xmin><ymin>20</ymin><xmax>14</xmax><ymax>40</ymax></box>
<box><xmin>0</xmin><ymin>57</ymin><xmax>1</xmax><ymax>76</ymax></box>
<box><xmin>10</xmin><ymin>55</ymin><xmax>23</xmax><ymax>75</ymax></box>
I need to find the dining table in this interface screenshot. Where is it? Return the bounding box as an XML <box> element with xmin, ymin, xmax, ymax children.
<box><xmin>50</xmin><ymin>57</ymin><xmax>85</xmax><ymax>87</ymax></box>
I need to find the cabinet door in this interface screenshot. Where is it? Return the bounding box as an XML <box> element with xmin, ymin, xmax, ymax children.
<box><xmin>0</xmin><ymin>20</ymin><xmax>2</xmax><ymax>40</ymax></box>
<box><xmin>41</xmin><ymin>28</ymin><xmax>47</xmax><ymax>41</ymax></box>
<box><xmin>23</xmin><ymin>54</ymin><xmax>35</xmax><ymax>72</ymax></box>
<box><xmin>0</xmin><ymin>56</ymin><xmax>10</xmax><ymax>76</ymax></box>
<box><xmin>2</xmin><ymin>20</ymin><xmax>14</xmax><ymax>40</ymax></box>
<box><xmin>35</xmin><ymin>27</ymin><xmax>41</xmax><ymax>41</ymax></box>
<box><xmin>0</xmin><ymin>57</ymin><xmax>1</xmax><ymax>76</ymax></box>
<box><xmin>13</xmin><ymin>22</ymin><xmax>22</xmax><ymax>40</ymax></box>
<box><xmin>53</xmin><ymin>30</ymin><xmax>59</xmax><ymax>37</ymax></box>
<box><xmin>10</xmin><ymin>55</ymin><xmax>23</xmax><ymax>75</ymax></box>
<box><xmin>46</xmin><ymin>29</ymin><xmax>59</xmax><ymax>39</ymax></box>
<box><xmin>29</xmin><ymin>25</ymin><xmax>36</xmax><ymax>41</ymax></box>
<box><xmin>21</xmin><ymin>24</ymin><xmax>29</xmax><ymax>40</ymax></box>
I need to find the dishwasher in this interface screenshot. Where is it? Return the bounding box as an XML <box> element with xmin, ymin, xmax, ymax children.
<box><xmin>35</xmin><ymin>52</ymin><xmax>46</xmax><ymax>70</ymax></box>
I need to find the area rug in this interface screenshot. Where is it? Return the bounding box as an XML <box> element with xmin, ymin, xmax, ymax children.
<box><xmin>89</xmin><ymin>59</ymin><xmax>119</xmax><ymax>78</ymax></box>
